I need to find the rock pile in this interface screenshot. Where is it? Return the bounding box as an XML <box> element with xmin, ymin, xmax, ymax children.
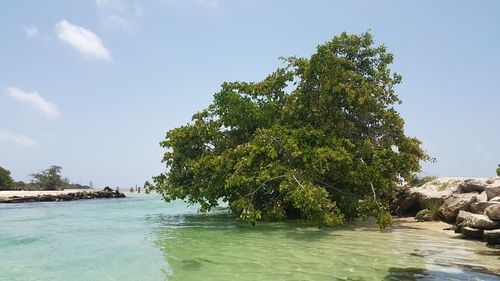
<box><xmin>0</xmin><ymin>189</ymin><xmax>126</xmax><ymax>203</ymax></box>
<box><xmin>395</xmin><ymin>176</ymin><xmax>500</xmax><ymax>246</ymax></box>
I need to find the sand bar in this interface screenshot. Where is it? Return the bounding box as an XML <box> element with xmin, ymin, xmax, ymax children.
<box><xmin>0</xmin><ymin>189</ymin><xmax>97</xmax><ymax>199</ymax></box>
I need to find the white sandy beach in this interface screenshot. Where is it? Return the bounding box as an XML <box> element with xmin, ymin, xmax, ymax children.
<box><xmin>394</xmin><ymin>217</ymin><xmax>457</xmax><ymax>237</ymax></box>
<box><xmin>0</xmin><ymin>189</ymin><xmax>95</xmax><ymax>199</ymax></box>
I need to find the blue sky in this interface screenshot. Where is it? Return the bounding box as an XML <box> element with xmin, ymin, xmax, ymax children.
<box><xmin>1</xmin><ymin>0</ymin><xmax>499</xmax><ymax>187</ymax></box>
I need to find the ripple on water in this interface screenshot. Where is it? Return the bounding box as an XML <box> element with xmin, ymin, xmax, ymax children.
<box><xmin>151</xmin><ymin>213</ymin><xmax>500</xmax><ymax>281</ymax></box>
<box><xmin>1</xmin><ymin>196</ymin><xmax>499</xmax><ymax>281</ymax></box>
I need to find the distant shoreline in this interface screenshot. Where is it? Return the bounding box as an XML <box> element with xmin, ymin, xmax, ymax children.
<box><xmin>0</xmin><ymin>188</ymin><xmax>126</xmax><ymax>203</ymax></box>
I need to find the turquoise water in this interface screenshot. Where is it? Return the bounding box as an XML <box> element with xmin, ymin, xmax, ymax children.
<box><xmin>0</xmin><ymin>193</ymin><xmax>499</xmax><ymax>281</ymax></box>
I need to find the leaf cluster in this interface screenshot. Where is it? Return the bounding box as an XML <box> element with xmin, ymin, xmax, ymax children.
<box><xmin>30</xmin><ymin>165</ymin><xmax>64</xmax><ymax>190</ymax></box>
<box><xmin>0</xmin><ymin>166</ymin><xmax>14</xmax><ymax>190</ymax></box>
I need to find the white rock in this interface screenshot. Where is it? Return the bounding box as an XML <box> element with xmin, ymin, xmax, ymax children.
<box><xmin>485</xmin><ymin>185</ymin><xmax>500</xmax><ymax>200</ymax></box>
<box><xmin>457</xmin><ymin>210</ymin><xmax>499</xmax><ymax>230</ymax></box>
<box><xmin>484</xmin><ymin>204</ymin><xmax>500</xmax><ymax>221</ymax></box>
<box><xmin>439</xmin><ymin>193</ymin><xmax>479</xmax><ymax>222</ymax></box>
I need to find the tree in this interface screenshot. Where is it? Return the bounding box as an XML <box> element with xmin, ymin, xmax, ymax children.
<box><xmin>497</xmin><ymin>164</ymin><xmax>500</xmax><ymax>176</ymax></box>
<box><xmin>31</xmin><ymin>165</ymin><xmax>64</xmax><ymax>190</ymax></box>
<box><xmin>147</xmin><ymin>32</ymin><xmax>429</xmax><ymax>227</ymax></box>
<box><xmin>0</xmin><ymin>166</ymin><xmax>14</xmax><ymax>190</ymax></box>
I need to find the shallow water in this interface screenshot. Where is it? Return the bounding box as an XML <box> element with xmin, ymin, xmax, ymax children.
<box><xmin>0</xmin><ymin>193</ymin><xmax>499</xmax><ymax>281</ymax></box>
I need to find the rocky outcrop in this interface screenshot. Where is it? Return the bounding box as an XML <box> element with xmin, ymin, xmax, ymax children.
<box><xmin>456</xmin><ymin>210</ymin><xmax>475</xmax><ymax>225</ymax></box>
<box><xmin>461</xmin><ymin>227</ymin><xmax>484</xmax><ymax>240</ymax></box>
<box><xmin>456</xmin><ymin>210</ymin><xmax>499</xmax><ymax>230</ymax></box>
<box><xmin>415</xmin><ymin>209</ymin><xmax>434</xmax><ymax>222</ymax></box>
<box><xmin>485</xmin><ymin>186</ymin><xmax>500</xmax><ymax>200</ymax></box>
<box><xmin>484</xmin><ymin>204</ymin><xmax>500</xmax><ymax>221</ymax></box>
<box><xmin>458</xmin><ymin>179</ymin><xmax>486</xmax><ymax>193</ymax></box>
<box><xmin>470</xmin><ymin>201</ymin><xmax>500</xmax><ymax>214</ymax></box>
<box><xmin>397</xmin><ymin>176</ymin><xmax>500</xmax><ymax>246</ymax></box>
<box><xmin>483</xmin><ymin>229</ymin><xmax>500</xmax><ymax>246</ymax></box>
<box><xmin>0</xmin><ymin>189</ymin><xmax>125</xmax><ymax>203</ymax></box>
<box><xmin>411</xmin><ymin>179</ymin><xmax>460</xmax><ymax>209</ymax></box>
<box><xmin>438</xmin><ymin>193</ymin><xmax>479</xmax><ymax>222</ymax></box>
<box><xmin>393</xmin><ymin>178</ymin><xmax>462</xmax><ymax>215</ymax></box>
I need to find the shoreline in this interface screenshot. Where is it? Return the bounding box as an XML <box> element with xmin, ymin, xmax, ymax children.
<box><xmin>0</xmin><ymin>189</ymin><xmax>125</xmax><ymax>203</ymax></box>
<box><xmin>0</xmin><ymin>189</ymin><xmax>95</xmax><ymax>198</ymax></box>
<box><xmin>394</xmin><ymin>216</ymin><xmax>456</xmax><ymax>237</ymax></box>
<box><xmin>394</xmin><ymin>216</ymin><xmax>500</xmax><ymax>276</ymax></box>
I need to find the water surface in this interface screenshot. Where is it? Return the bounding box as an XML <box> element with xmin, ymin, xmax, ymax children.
<box><xmin>0</xmin><ymin>193</ymin><xmax>499</xmax><ymax>280</ymax></box>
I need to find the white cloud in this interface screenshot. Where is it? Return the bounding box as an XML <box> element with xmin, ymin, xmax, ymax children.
<box><xmin>0</xmin><ymin>131</ymin><xmax>38</xmax><ymax>147</ymax></box>
<box><xmin>24</xmin><ymin>26</ymin><xmax>39</xmax><ymax>38</ymax></box>
<box><xmin>96</xmin><ymin>0</ymin><xmax>142</xmax><ymax>30</ymax></box>
<box><xmin>5</xmin><ymin>87</ymin><xmax>59</xmax><ymax>120</ymax></box>
<box><xmin>55</xmin><ymin>20</ymin><xmax>112</xmax><ymax>61</ymax></box>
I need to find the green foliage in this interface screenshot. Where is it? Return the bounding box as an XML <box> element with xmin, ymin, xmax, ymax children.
<box><xmin>0</xmin><ymin>166</ymin><xmax>14</xmax><ymax>190</ymax></box>
<box><xmin>30</xmin><ymin>165</ymin><xmax>65</xmax><ymax>190</ymax></box>
<box><xmin>357</xmin><ymin>198</ymin><xmax>393</xmax><ymax>229</ymax></box>
<box><xmin>437</xmin><ymin>179</ymin><xmax>460</xmax><ymax>191</ymax></box>
<box><xmin>497</xmin><ymin>164</ymin><xmax>500</xmax><ymax>176</ymax></box>
<box><xmin>407</xmin><ymin>176</ymin><xmax>438</xmax><ymax>188</ymax></box>
<box><xmin>148</xmin><ymin>32</ymin><xmax>428</xmax><ymax>228</ymax></box>
<box><xmin>427</xmin><ymin>200</ymin><xmax>441</xmax><ymax>220</ymax></box>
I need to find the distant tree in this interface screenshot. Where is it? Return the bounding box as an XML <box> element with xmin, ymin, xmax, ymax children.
<box><xmin>13</xmin><ymin>181</ymin><xmax>27</xmax><ymax>190</ymax></box>
<box><xmin>497</xmin><ymin>164</ymin><xmax>500</xmax><ymax>176</ymax></box>
<box><xmin>31</xmin><ymin>165</ymin><xmax>64</xmax><ymax>190</ymax></box>
<box><xmin>62</xmin><ymin>177</ymin><xmax>71</xmax><ymax>187</ymax></box>
<box><xmin>0</xmin><ymin>166</ymin><xmax>14</xmax><ymax>190</ymax></box>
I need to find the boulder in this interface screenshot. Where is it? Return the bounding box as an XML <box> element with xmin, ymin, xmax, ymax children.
<box><xmin>392</xmin><ymin>186</ymin><xmax>417</xmax><ymax>214</ymax></box>
<box><xmin>116</xmin><ymin>193</ymin><xmax>126</xmax><ymax>198</ymax></box>
<box><xmin>415</xmin><ymin>209</ymin><xmax>434</xmax><ymax>222</ymax></box>
<box><xmin>484</xmin><ymin>204</ymin><xmax>500</xmax><ymax>221</ymax></box>
<box><xmin>485</xmin><ymin>185</ymin><xmax>500</xmax><ymax>200</ymax></box>
<box><xmin>470</xmin><ymin>201</ymin><xmax>500</xmax><ymax>214</ymax></box>
<box><xmin>490</xmin><ymin>196</ymin><xmax>500</xmax><ymax>202</ymax></box>
<box><xmin>461</xmin><ymin>226</ymin><xmax>484</xmax><ymax>240</ymax></box>
<box><xmin>486</xmin><ymin>177</ymin><xmax>496</xmax><ymax>184</ymax></box>
<box><xmin>458</xmin><ymin>179</ymin><xmax>486</xmax><ymax>193</ymax></box>
<box><xmin>408</xmin><ymin>179</ymin><xmax>462</xmax><ymax>210</ymax></box>
<box><xmin>476</xmin><ymin>191</ymin><xmax>487</xmax><ymax>202</ymax></box>
<box><xmin>438</xmin><ymin>193</ymin><xmax>479</xmax><ymax>222</ymax></box>
<box><xmin>456</xmin><ymin>210</ymin><xmax>476</xmax><ymax>225</ymax></box>
<box><xmin>486</xmin><ymin>176</ymin><xmax>500</xmax><ymax>185</ymax></box>
<box><xmin>483</xmin><ymin>229</ymin><xmax>500</xmax><ymax>245</ymax></box>
<box><xmin>456</xmin><ymin>210</ymin><xmax>499</xmax><ymax>230</ymax></box>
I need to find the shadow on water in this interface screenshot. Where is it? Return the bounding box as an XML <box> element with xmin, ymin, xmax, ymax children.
<box><xmin>145</xmin><ymin>210</ymin><xmax>380</xmax><ymax>239</ymax></box>
<box><xmin>333</xmin><ymin>266</ymin><xmax>500</xmax><ymax>281</ymax></box>
<box><xmin>381</xmin><ymin>265</ymin><xmax>500</xmax><ymax>281</ymax></box>
<box><xmin>148</xmin><ymin>214</ymin><xmax>345</xmax><ymax>249</ymax></box>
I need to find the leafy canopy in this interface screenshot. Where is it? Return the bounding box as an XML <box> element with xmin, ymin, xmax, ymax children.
<box><xmin>0</xmin><ymin>166</ymin><xmax>14</xmax><ymax>190</ymax></box>
<box><xmin>148</xmin><ymin>32</ymin><xmax>428</xmax><ymax>227</ymax></box>
<box><xmin>31</xmin><ymin>165</ymin><xmax>64</xmax><ymax>190</ymax></box>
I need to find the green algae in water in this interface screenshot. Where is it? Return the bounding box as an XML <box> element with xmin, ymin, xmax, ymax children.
<box><xmin>155</xmin><ymin>214</ymin><xmax>500</xmax><ymax>280</ymax></box>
